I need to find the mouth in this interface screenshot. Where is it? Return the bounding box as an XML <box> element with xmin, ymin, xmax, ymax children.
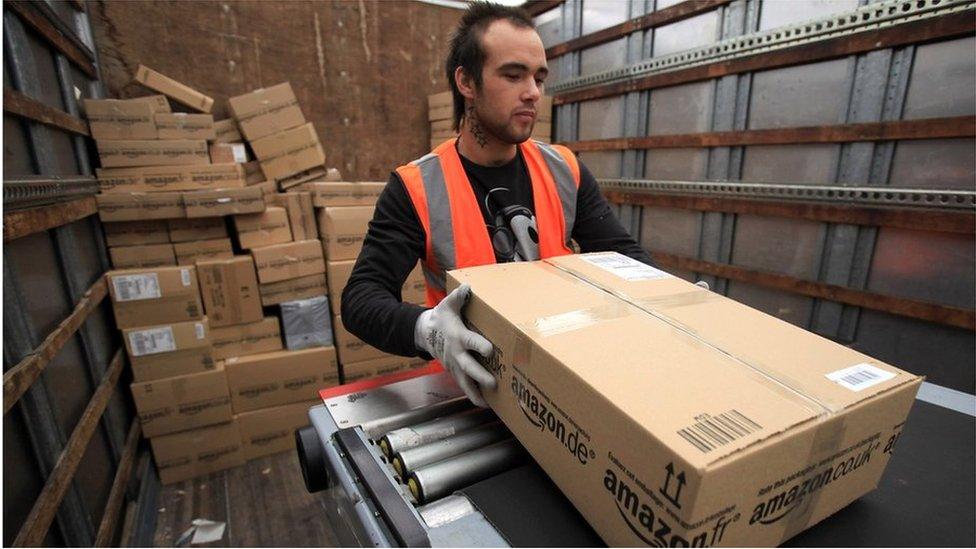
<box><xmin>513</xmin><ymin>111</ymin><xmax>536</xmax><ymax>123</ymax></box>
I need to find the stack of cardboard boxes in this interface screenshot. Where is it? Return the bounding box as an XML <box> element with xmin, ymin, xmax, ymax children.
<box><xmin>427</xmin><ymin>91</ymin><xmax>553</xmax><ymax>148</ymax></box>
<box><xmin>303</xmin><ymin>181</ymin><xmax>427</xmax><ymax>382</ymax></box>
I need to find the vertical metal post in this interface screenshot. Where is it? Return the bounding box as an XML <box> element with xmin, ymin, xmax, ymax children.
<box><xmin>619</xmin><ymin>0</ymin><xmax>651</xmax><ymax>240</ymax></box>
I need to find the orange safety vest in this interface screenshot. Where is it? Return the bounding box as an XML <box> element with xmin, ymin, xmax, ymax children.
<box><xmin>397</xmin><ymin>137</ymin><xmax>581</xmax><ymax>307</ymax></box>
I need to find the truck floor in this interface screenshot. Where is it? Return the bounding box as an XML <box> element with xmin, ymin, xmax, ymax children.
<box><xmin>152</xmin><ymin>451</ymin><xmax>340</xmax><ymax>547</ymax></box>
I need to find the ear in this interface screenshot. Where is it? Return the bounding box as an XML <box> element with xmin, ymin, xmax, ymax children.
<box><xmin>454</xmin><ymin>66</ymin><xmax>476</xmax><ymax>101</ymax></box>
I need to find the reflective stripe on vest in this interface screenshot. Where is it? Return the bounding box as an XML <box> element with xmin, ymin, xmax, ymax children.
<box><xmin>397</xmin><ymin>138</ymin><xmax>580</xmax><ymax>306</ymax></box>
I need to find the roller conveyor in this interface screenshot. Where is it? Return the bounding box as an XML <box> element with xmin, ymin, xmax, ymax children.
<box><xmin>295</xmin><ymin>367</ymin><xmax>975</xmax><ymax>547</ymax></box>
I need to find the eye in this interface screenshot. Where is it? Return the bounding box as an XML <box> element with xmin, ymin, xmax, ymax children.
<box><xmin>505</xmin><ymin>74</ymin><xmax>520</xmax><ymax>81</ymax></box>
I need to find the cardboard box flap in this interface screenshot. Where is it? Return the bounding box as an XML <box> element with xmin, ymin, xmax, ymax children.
<box><xmin>449</xmin><ymin>261</ymin><xmax>830</xmax><ymax>469</ymax></box>
<box><xmin>544</xmin><ymin>254</ymin><xmax>917</xmax><ymax>413</ymax></box>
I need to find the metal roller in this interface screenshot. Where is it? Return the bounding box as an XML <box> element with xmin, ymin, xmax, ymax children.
<box><xmin>360</xmin><ymin>396</ymin><xmax>473</xmax><ymax>440</ymax></box>
<box><xmin>378</xmin><ymin>408</ymin><xmax>497</xmax><ymax>458</ymax></box>
<box><xmin>406</xmin><ymin>439</ymin><xmax>527</xmax><ymax>504</ymax></box>
<box><xmin>392</xmin><ymin>422</ymin><xmax>510</xmax><ymax>477</ymax></box>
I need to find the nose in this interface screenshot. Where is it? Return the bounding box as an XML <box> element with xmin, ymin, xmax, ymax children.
<box><xmin>523</xmin><ymin>78</ymin><xmax>541</xmax><ymax>103</ymax></box>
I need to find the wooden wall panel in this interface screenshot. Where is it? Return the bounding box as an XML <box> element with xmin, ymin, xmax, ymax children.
<box><xmin>89</xmin><ymin>0</ymin><xmax>461</xmax><ymax>180</ymax></box>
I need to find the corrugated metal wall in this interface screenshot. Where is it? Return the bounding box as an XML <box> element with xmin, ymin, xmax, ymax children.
<box><xmin>3</xmin><ymin>1</ymin><xmax>132</xmax><ymax>545</ymax></box>
<box><xmin>537</xmin><ymin>0</ymin><xmax>975</xmax><ymax>393</ymax></box>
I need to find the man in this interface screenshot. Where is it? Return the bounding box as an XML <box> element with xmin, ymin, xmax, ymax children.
<box><xmin>342</xmin><ymin>3</ymin><xmax>652</xmax><ymax>407</ymax></box>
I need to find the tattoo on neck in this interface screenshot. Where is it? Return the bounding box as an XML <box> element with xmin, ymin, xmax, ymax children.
<box><xmin>466</xmin><ymin>105</ymin><xmax>488</xmax><ymax>148</ymax></box>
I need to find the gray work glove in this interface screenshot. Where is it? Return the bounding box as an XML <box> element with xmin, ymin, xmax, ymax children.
<box><xmin>414</xmin><ymin>284</ymin><xmax>497</xmax><ymax>407</ymax></box>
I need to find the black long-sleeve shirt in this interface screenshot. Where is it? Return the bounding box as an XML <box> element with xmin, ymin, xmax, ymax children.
<box><xmin>341</xmin><ymin>146</ymin><xmax>652</xmax><ymax>358</ymax></box>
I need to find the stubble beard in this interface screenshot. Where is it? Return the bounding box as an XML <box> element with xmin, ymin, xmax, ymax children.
<box><xmin>466</xmin><ymin>100</ymin><xmax>532</xmax><ymax>147</ymax></box>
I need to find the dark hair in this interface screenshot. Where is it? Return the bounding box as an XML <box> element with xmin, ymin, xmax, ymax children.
<box><xmin>445</xmin><ymin>2</ymin><xmax>535</xmax><ymax>131</ymax></box>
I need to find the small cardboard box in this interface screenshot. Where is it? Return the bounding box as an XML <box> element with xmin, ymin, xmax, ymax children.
<box><xmin>250</xmin><ymin>180</ymin><xmax>277</xmax><ymax>196</ymax></box>
<box><xmin>448</xmin><ymin>252</ymin><xmax>923</xmax><ymax>547</ymax></box>
<box><xmin>236</xmin><ymin>399</ymin><xmax>317</xmax><ymax>461</ymax></box>
<box><xmin>331</xmin><ymin>315</ymin><xmax>387</xmax><ymax>364</ymax></box>
<box><xmin>259</xmin><ymin>273</ymin><xmax>328</xmax><ymax>307</ymax></box>
<box><xmin>96</xmin><ymin>192</ymin><xmax>184</xmax><ymax>222</ymax></box>
<box><xmin>106</xmin><ymin>266</ymin><xmax>203</xmax><ymax>328</ymax></box>
<box><xmin>97</xmin><ymin>164</ymin><xmax>245</xmax><ymax>194</ymax></box>
<box><xmin>269</xmin><ymin>192</ymin><xmax>317</xmax><ymax>240</ymax></box>
<box><xmin>155</xmin><ymin>113</ymin><xmax>216</xmax><ymax>140</ymax></box>
<box><xmin>211</xmin><ymin>317</ymin><xmax>282</xmax><ymax>360</ymax></box>
<box><xmin>197</xmin><ymin>256</ymin><xmax>263</xmax><ymax>327</ymax></box>
<box><xmin>250</xmin><ymin>123</ymin><xmax>325</xmax><ymax>182</ymax></box>
<box><xmin>403</xmin><ymin>264</ymin><xmax>426</xmax><ymax>305</ymax></box>
<box><xmin>325</xmin><ymin>259</ymin><xmax>353</xmax><ymax>312</ymax></box>
<box><xmin>214</xmin><ymin>119</ymin><xmax>243</xmax><ymax>143</ymax></box>
<box><xmin>110</xmin><ymin>243</ymin><xmax>176</xmax><ymax>269</ymax></box>
<box><xmin>228</xmin><ymin>82</ymin><xmax>306</xmax><ymax>142</ymax></box>
<box><xmin>210</xmin><ymin>142</ymin><xmax>248</xmax><ymax>164</ymax></box>
<box><xmin>183</xmin><ymin>187</ymin><xmax>265</xmax><ymax>218</ymax></box>
<box><xmin>173</xmin><ymin>238</ymin><xmax>233</xmax><ymax>266</ymax></box>
<box><xmin>131</xmin><ymin>365</ymin><xmax>232</xmax><ymax>438</ymax></box>
<box><xmin>134</xmin><ymin>64</ymin><xmax>214</xmax><ymax>113</ymax></box>
<box><xmin>281</xmin><ymin>296</ymin><xmax>333</xmax><ymax>351</ymax></box>
<box><xmin>122</xmin><ymin>318</ymin><xmax>214</xmax><ymax>382</ymax></box>
<box><xmin>303</xmin><ymin>182</ymin><xmax>385</xmax><ymax>208</ymax></box>
<box><xmin>317</xmin><ymin>206</ymin><xmax>373</xmax><ymax>261</ymax></box>
<box><xmin>250</xmin><ymin>239</ymin><xmax>325</xmax><ymax>284</ymax></box>
<box><xmin>340</xmin><ymin>355</ymin><xmax>412</xmax><ymax>384</ymax></box>
<box><xmin>242</xmin><ymin>160</ymin><xmax>265</xmax><ymax>185</ymax></box>
<box><xmin>83</xmin><ymin>97</ymin><xmax>158</xmax><ymax>140</ymax></box>
<box><xmin>151</xmin><ymin>420</ymin><xmax>244</xmax><ymax>484</ymax></box>
<box><xmin>167</xmin><ymin>217</ymin><xmax>227</xmax><ymax>243</ymax></box>
<box><xmin>96</xmin><ymin>139</ymin><xmax>210</xmax><ymax>168</ymax></box>
<box><xmin>224</xmin><ymin>347</ymin><xmax>339</xmax><ymax>413</ymax></box>
<box><xmin>234</xmin><ymin>207</ymin><xmax>293</xmax><ymax>250</ymax></box>
<box><xmin>103</xmin><ymin>220</ymin><xmax>170</xmax><ymax>247</ymax></box>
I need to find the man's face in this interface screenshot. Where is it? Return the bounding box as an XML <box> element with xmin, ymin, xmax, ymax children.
<box><xmin>468</xmin><ymin>20</ymin><xmax>548</xmax><ymax>145</ymax></box>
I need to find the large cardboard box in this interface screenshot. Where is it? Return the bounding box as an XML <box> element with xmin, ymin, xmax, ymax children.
<box><xmin>131</xmin><ymin>365</ymin><xmax>232</xmax><ymax>438</ymax></box>
<box><xmin>250</xmin><ymin>239</ymin><xmax>324</xmax><ymax>284</ymax></box>
<box><xmin>340</xmin><ymin>355</ymin><xmax>410</xmax><ymax>384</ymax></box>
<box><xmin>269</xmin><ymin>192</ymin><xmax>317</xmax><ymax>240</ymax></box>
<box><xmin>96</xmin><ymin>192</ymin><xmax>184</xmax><ymax>222</ymax></box>
<box><xmin>183</xmin><ymin>187</ymin><xmax>265</xmax><ymax>218</ymax></box>
<box><xmin>197</xmin><ymin>256</ymin><xmax>263</xmax><ymax>327</ymax></box>
<box><xmin>331</xmin><ymin>315</ymin><xmax>387</xmax><ymax>365</ymax></box>
<box><xmin>259</xmin><ymin>273</ymin><xmax>328</xmax><ymax>307</ymax></box>
<box><xmin>211</xmin><ymin>317</ymin><xmax>282</xmax><ymax>360</ymax></box>
<box><xmin>214</xmin><ymin>119</ymin><xmax>243</xmax><ymax>143</ymax></box>
<box><xmin>110</xmin><ymin>243</ymin><xmax>176</xmax><ymax>269</ymax></box>
<box><xmin>122</xmin><ymin>318</ymin><xmax>215</xmax><ymax>382</ymax></box>
<box><xmin>173</xmin><ymin>238</ymin><xmax>233</xmax><ymax>266</ymax></box>
<box><xmin>97</xmin><ymin>164</ymin><xmax>245</xmax><ymax>194</ymax></box>
<box><xmin>224</xmin><ymin>347</ymin><xmax>339</xmax><ymax>413</ymax></box>
<box><xmin>303</xmin><ymin>182</ymin><xmax>385</xmax><ymax>208</ymax></box>
<box><xmin>250</xmin><ymin>123</ymin><xmax>325</xmax><ymax>183</ymax></box>
<box><xmin>234</xmin><ymin>207</ymin><xmax>293</xmax><ymax>249</ymax></box>
<box><xmin>317</xmin><ymin>206</ymin><xmax>373</xmax><ymax>261</ymax></box>
<box><xmin>106</xmin><ymin>266</ymin><xmax>203</xmax><ymax>328</ymax></box>
<box><xmin>325</xmin><ymin>260</ymin><xmax>354</xmax><ymax>312</ymax></box>
<box><xmin>151</xmin><ymin>420</ymin><xmax>244</xmax><ymax>484</ymax></box>
<box><xmin>96</xmin><ymin>139</ymin><xmax>210</xmax><ymax>168</ymax></box>
<box><xmin>448</xmin><ymin>252</ymin><xmax>923</xmax><ymax>547</ymax></box>
<box><xmin>103</xmin><ymin>220</ymin><xmax>170</xmax><ymax>247</ymax></box>
<box><xmin>167</xmin><ymin>217</ymin><xmax>227</xmax><ymax>243</ymax></box>
<box><xmin>228</xmin><ymin>82</ymin><xmax>306</xmax><ymax>142</ymax></box>
<box><xmin>83</xmin><ymin>97</ymin><xmax>158</xmax><ymax>140</ymax></box>
<box><xmin>236</xmin><ymin>399</ymin><xmax>317</xmax><ymax>461</ymax></box>
<box><xmin>134</xmin><ymin>65</ymin><xmax>214</xmax><ymax>113</ymax></box>
<box><xmin>154</xmin><ymin>113</ymin><xmax>216</xmax><ymax>140</ymax></box>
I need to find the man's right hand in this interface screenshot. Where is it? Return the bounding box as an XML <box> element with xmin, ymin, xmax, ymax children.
<box><xmin>414</xmin><ymin>284</ymin><xmax>497</xmax><ymax>407</ymax></box>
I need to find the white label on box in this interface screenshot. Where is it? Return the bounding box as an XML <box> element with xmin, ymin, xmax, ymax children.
<box><xmin>826</xmin><ymin>363</ymin><xmax>895</xmax><ymax>392</ymax></box>
<box><xmin>232</xmin><ymin>144</ymin><xmax>247</xmax><ymax>163</ymax></box>
<box><xmin>112</xmin><ymin>273</ymin><xmax>161</xmax><ymax>301</ymax></box>
<box><xmin>194</xmin><ymin>322</ymin><xmax>205</xmax><ymax>340</ymax></box>
<box><xmin>128</xmin><ymin>326</ymin><xmax>176</xmax><ymax>356</ymax></box>
<box><xmin>180</xmin><ymin>268</ymin><xmax>191</xmax><ymax>286</ymax></box>
<box><xmin>580</xmin><ymin>253</ymin><xmax>671</xmax><ymax>281</ymax></box>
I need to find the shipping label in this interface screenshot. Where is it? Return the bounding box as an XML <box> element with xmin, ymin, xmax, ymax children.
<box><xmin>581</xmin><ymin>253</ymin><xmax>671</xmax><ymax>281</ymax></box>
<box><xmin>128</xmin><ymin>326</ymin><xmax>176</xmax><ymax>356</ymax></box>
<box><xmin>112</xmin><ymin>273</ymin><xmax>161</xmax><ymax>301</ymax></box>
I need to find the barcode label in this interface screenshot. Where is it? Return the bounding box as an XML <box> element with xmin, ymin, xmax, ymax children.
<box><xmin>128</xmin><ymin>326</ymin><xmax>176</xmax><ymax>356</ymax></box>
<box><xmin>232</xmin><ymin>144</ymin><xmax>247</xmax><ymax>163</ymax></box>
<box><xmin>180</xmin><ymin>268</ymin><xmax>191</xmax><ymax>286</ymax></box>
<box><xmin>581</xmin><ymin>253</ymin><xmax>670</xmax><ymax>281</ymax></box>
<box><xmin>194</xmin><ymin>322</ymin><xmax>205</xmax><ymax>340</ymax></box>
<box><xmin>678</xmin><ymin>410</ymin><xmax>762</xmax><ymax>453</ymax></box>
<box><xmin>112</xmin><ymin>274</ymin><xmax>161</xmax><ymax>302</ymax></box>
<box><xmin>826</xmin><ymin>363</ymin><xmax>895</xmax><ymax>392</ymax></box>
